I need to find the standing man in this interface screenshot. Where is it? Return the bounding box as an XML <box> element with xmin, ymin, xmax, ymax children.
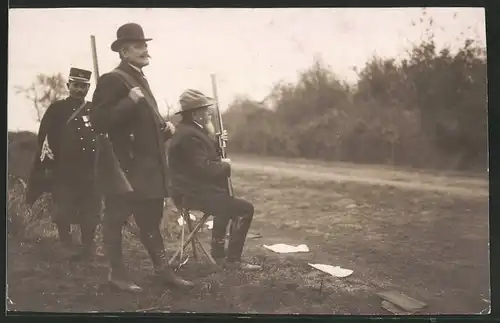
<box><xmin>168</xmin><ymin>89</ymin><xmax>262</xmax><ymax>272</ymax></box>
<box><xmin>26</xmin><ymin>67</ymin><xmax>103</xmax><ymax>260</ymax></box>
<box><xmin>90</xmin><ymin>23</ymin><xmax>194</xmax><ymax>292</ymax></box>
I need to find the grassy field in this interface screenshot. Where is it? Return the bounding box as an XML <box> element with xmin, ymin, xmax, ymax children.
<box><xmin>6</xmin><ymin>154</ymin><xmax>490</xmax><ymax>314</ymax></box>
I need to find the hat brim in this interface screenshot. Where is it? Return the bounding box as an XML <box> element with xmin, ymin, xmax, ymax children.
<box><xmin>69</xmin><ymin>77</ymin><xmax>91</xmax><ymax>84</ymax></box>
<box><xmin>175</xmin><ymin>103</ymin><xmax>214</xmax><ymax>115</ymax></box>
<box><xmin>111</xmin><ymin>37</ymin><xmax>153</xmax><ymax>52</ymax></box>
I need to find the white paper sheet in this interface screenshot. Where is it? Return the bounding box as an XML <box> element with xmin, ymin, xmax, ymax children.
<box><xmin>308</xmin><ymin>263</ymin><xmax>353</xmax><ymax>277</ymax></box>
<box><xmin>205</xmin><ymin>220</ymin><xmax>214</xmax><ymax>230</ymax></box>
<box><xmin>263</xmin><ymin>243</ymin><xmax>310</xmax><ymax>253</ymax></box>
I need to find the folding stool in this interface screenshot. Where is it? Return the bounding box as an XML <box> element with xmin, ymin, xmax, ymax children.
<box><xmin>168</xmin><ymin>195</ymin><xmax>217</xmax><ymax>267</ymax></box>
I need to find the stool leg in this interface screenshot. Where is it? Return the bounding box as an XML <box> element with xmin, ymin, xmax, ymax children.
<box><xmin>168</xmin><ymin>213</ymin><xmax>210</xmax><ymax>266</ymax></box>
<box><xmin>185</xmin><ymin>210</ymin><xmax>198</xmax><ymax>260</ymax></box>
<box><xmin>193</xmin><ymin>236</ymin><xmax>217</xmax><ymax>265</ymax></box>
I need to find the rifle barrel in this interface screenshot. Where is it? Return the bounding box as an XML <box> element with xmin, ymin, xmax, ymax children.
<box><xmin>90</xmin><ymin>35</ymin><xmax>100</xmax><ymax>82</ymax></box>
<box><xmin>210</xmin><ymin>74</ymin><xmax>224</xmax><ymax>137</ymax></box>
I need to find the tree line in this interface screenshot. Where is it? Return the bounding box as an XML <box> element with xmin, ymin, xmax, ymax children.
<box><xmin>221</xmin><ymin>17</ymin><xmax>487</xmax><ymax>171</ymax></box>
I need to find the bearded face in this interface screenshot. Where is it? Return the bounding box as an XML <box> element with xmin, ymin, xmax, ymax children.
<box><xmin>193</xmin><ymin>107</ymin><xmax>217</xmax><ymax>137</ymax></box>
<box><xmin>204</xmin><ymin>119</ymin><xmax>216</xmax><ymax>137</ymax></box>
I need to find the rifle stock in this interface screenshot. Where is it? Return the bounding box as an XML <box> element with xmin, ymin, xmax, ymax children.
<box><xmin>90</xmin><ymin>35</ymin><xmax>133</xmax><ymax>195</ymax></box>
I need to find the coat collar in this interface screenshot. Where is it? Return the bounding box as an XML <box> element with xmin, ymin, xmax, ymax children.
<box><xmin>116</xmin><ymin>60</ymin><xmax>154</xmax><ymax>97</ymax></box>
<box><xmin>117</xmin><ymin>60</ymin><xmax>145</xmax><ymax>79</ymax></box>
<box><xmin>181</xmin><ymin>119</ymin><xmax>211</xmax><ymax>136</ymax></box>
<box><xmin>128</xmin><ymin>63</ymin><xmax>143</xmax><ymax>75</ymax></box>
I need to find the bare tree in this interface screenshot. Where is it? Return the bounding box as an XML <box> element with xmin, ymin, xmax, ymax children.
<box><xmin>15</xmin><ymin>73</ymin><xmax>69</xmax><ymax>122</ymax></box>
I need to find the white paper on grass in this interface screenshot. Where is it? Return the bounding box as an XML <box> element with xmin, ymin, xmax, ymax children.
<box><xmin>308</xmin><ymin>263</ymin><xmax>353</xmax><ymax>278</ymax></box>
<box><xmin>263</xmin><ymin>243</ymin><xmax>310</xmax><ymax>253</ymax></box>
<box><xmin>177</xmin><ymin>213</ymin><xmax>196</xmax><ymax>226</ymax></box>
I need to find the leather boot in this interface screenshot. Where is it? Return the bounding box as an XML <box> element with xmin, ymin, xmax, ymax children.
<box><xmin>139</xmin><ymin>228</ymin><xmax>194</xmax><ymax>288</ymax></box>
<box><xmin>224</xmin><ymin>260</ymin><xmax>262</xmax><ymax>272</ymax></box>
<box><xmin>106</xmin><ymin>240</ymin><xmax>142</xmax><ymax>292</ymax></box>
<box><xmin>154</xmin><ymin>265</ymin><xmax>195</xmax><ymax>288</ymax></box>
<box><xmin>212</xmin><ymin>215</ymin><xmax>229</xmax><ymax>260</ymax></box>
<box><xmin>211</xmin><ymin>237</ymin><xmax>226</xmax><ymax>260</ymax></box>
<box><xmin>226</xmin><ymin>214</ymin><xmax>253</xmax><ymax>263</ymax></box>
<box><xmin>103</xmin><ymin>218</ymin><xmax>141</xmax><ymax>292</ymax></box>
<box><xmin>108</xmin><ymin>265</ymin><xmax>142</xmax><ymax>293</ymax></box>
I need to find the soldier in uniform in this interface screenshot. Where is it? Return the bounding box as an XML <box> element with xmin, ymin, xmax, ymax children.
<box><xmin>90</xmin><ymin>23</ymin><xmax>194</xmax><ymax>292</ymax></box>
<box><xmin>26</xmin><ymin>67</ymin><xmax>103</xmax><ymax>260</ymax></box>
<box><xmin>168</xmin><ymin>89</ymin><xmax>262</xmax><ymax>272</ymax></box>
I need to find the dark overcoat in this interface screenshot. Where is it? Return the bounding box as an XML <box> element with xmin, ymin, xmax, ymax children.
<box><xmin>167</xmin><ymin>119</ymin><xmax>231</xmax><ymax>201</ymax></box>
<box><xmin>90</xmin><ymin>61</ymin><xmax>172</xmax><ymax>200</ymax></box>
<box><xmin>26</xmin><ymin>97</ymin><xmax>97</xmax><ymax>206</ymax></box>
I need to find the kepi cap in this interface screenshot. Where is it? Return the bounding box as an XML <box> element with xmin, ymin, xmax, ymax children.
<box><xmin>69</xmin><ymin>68</ymin><xmax>91</xmax><ymax>84</ymax></box>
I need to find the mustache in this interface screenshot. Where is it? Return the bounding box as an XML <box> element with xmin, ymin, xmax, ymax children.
<box><xmin>141</xmin><ymin>53</ymin><xmax>151</xmax><ymax>58</ymax></box>
<box><xmin>71</xmin><ymin>90</ymin><xmax>86</xmax><ymax>96</ymax></box>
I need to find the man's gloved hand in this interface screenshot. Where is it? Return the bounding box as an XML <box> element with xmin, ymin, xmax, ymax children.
<box><xmin>164</xmin><ymin>121</ymin><xmax>176</xmax><ymax>135</ymax></box>
<box><xmin>220</xmin><ymin>129</ymin><xmax>229</xmax><ymax>142</ymax></box>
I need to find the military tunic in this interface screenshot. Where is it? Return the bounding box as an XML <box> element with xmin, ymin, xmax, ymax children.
<box><xmin>57</xmin><ymin>99</ymin><xmax>97</xmax><ymax>183</ymax></box>
<box><xmin>38</xmin><ymin>97</ymin><xmax>102</xmax><ymax>225</ymax></box>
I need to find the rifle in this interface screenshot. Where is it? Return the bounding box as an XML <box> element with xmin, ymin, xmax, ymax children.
<box><xmin>165</xmin><ymin>99</ymin><xmax>172</xmax><ymax>122</ymax></box>
<box><xmin>90</xmin><ymin>35</ymin><xmax>133</xmax><ymax>195</ymax></box>
<box><xmin>210</xmin><ymin>74</ymin><xmax>233</xmax><ymax>197</ymax></box>
<box><xmin>211</xmin><ymin>74</ymin><xmax>237</xmax><ymax>236</ymax></box>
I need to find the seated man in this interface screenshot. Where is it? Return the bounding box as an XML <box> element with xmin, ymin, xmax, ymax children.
<box><xmin>168</xmin><ymin>89</ymin><xmax>261</xmax><ymax>272</ymax></box>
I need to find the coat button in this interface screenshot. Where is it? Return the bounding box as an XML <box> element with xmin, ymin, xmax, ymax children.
<box><xmin>83</xmin><ymin>148</ymin><xmax>86</xmax><ymax>151</ymax></box>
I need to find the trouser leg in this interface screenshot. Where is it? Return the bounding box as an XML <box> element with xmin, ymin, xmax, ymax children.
<box><xmin>80</xmin><ymin>220</ymin><xmax>98</xmax><ymax>254</ymax></box>
<box><xmin>103</xmin><ymin>196</ymin><xmax>130</xmax><ymax>275</ymax></box>
<box><xmin>52</xmin><ymin>202</ymin><xmax>73</xmax><ymax>246</ymax></box>
<box><xmin>132</xmin><ymin>199</ymin><xmax>166</xmax><ymax>270</ymax></box>
<box><xmin>79</xmin><ymin>193</ymin><xmax>103</xmax><ymax>255</ymax></box>
<box><xmin>51</xmin><ymin>185</ymin><xmax>77</xmax><ymax>247</ymax></box>
<box><xmin>226</xmin><ymin>198</ymin><xmax>254</xmax><ymax>262</ymax></box>
<box><xmin>56</xmin><ymin>220</ymin><xmax>72</xmax><ymax>244</ymax></box>
<box><xmin>211</xmin><ymin>214</ymin><xmax>230</xmax><ymax>259</ymax></box>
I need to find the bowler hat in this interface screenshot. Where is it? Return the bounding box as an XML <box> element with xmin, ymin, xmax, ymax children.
<box><xmin>111</xmin><ymin>23</ymin><xmax>152</xmax><ymax>52</ymax></box>
<box><xmin>176</xmin><ymin>89</ymin><xmax>215</xmax><ymax>115</ymax></box>
<box><xmin>69</xmin><ymin>67</ymin><xmax>91</xmax><ymax>84</ymax></box>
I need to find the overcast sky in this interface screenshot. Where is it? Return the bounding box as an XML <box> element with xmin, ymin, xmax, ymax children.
<box><xmin>8</xmin><ymin>7</ymin><xmax>486</xmax><ymax>132</ymax></box>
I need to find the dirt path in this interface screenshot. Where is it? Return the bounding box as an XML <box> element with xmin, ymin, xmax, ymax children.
<box><xmin>232</xmin><ymin>156</ymin><xmax>488</xmax><ymax>198</ymax></box>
